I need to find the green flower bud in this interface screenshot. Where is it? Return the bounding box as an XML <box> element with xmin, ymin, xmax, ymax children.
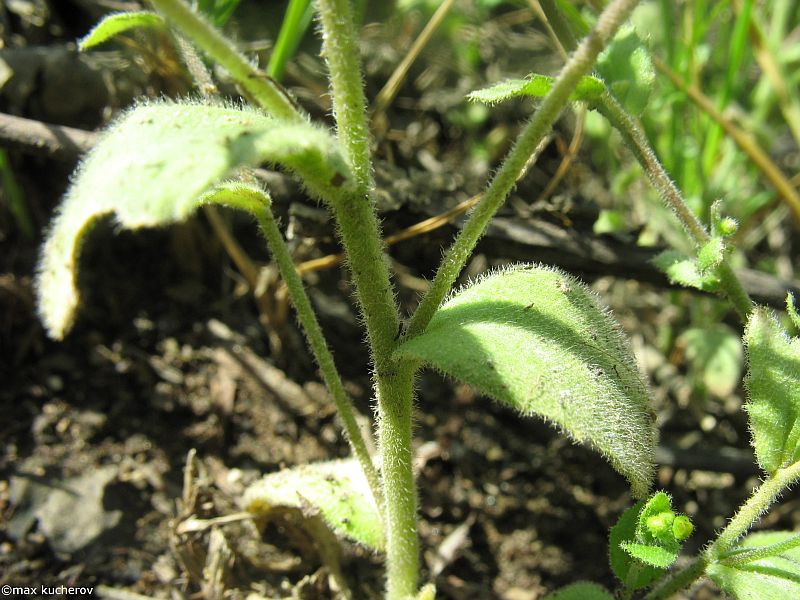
<box><xmin>672</xmin><ymin>515</ymin><xmax>694</xmax><ymax>541</ymax></box>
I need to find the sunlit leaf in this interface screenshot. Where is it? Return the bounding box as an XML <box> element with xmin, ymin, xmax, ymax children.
<box><xmin>696</xmin><ymin>237</ymin><xmax>726</xmax><ymax>273</ymax></box>
<box><xmin>620</xmin><ymin>542</ymin><xmax>678</xmax><ymax>568</ymax></box>
<box><xmin>79</xmin><ymin>12</ymin><xmax>165</xmax><ymax>50</ymax></box>
<box><xmin>652</xmin><ymin>250</ymin><xmax>720</xmax><ymax>292</ymax></box>
<box><xmin>709</xmin><ymin>531</ymin><xmax>800</xmax><ymax>600</ymax></box>
<box><xmin>544</xmin><ymin>582</ymin><xmax>614</xmax><ymax>600</ymax></box>
<box><xmin>243</xmin><ymin>459</ymin><xmax>384</xmax><ymax>550</ymax></box>
<box><xmin>744</xmin><ymin>308</ymin><xmax>800</xmax><ymax>474</ymax></box>
<box><xmin>36</xmin><ymin>100</ymin><xmax>349</xmax><ymax>339</ymax></box>
<box><xmin>467</xmin><ymin>74</ymin><xmax>605</xmax><ymax>105</ymax></box>
<box><xmin>395</xmin><ymin>265</ymin><xmax>656</xmax><ymax>497</ymax></box>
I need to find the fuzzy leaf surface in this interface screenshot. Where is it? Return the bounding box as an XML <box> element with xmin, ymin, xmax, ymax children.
<box><xmin>544</xmin><ymin>582</ymin><xmax>614</xmax><ymax>600</ymax></box>
<box><xmin>744</xmin><ymin>308</ymin><xmax>800</xmax><ymax>474</ymax></box>
<box><xmin>79</xmin><ymin>11</ymin><xmax>165</xmax><ymax>50</ymax></box>
<box><xmin>467</xmin><ymin>74</ymin><xmax>605</xmax><ymax>105</ymax></box>
<box><xmin>609</xmin><ymin>501</ymin><xmax>664</xmax><ymax>589</ymax></box>
<box><xmin>243</xmin><ymin>459</ymin><xmax>384</xmax><ymax>550</ymax></box>
<box><xmin>395</xmin><ymin>265</ymin><xmax>656</xmax><ymax>497</ymax></box>
<box><xmin>620</xmin><ymin>542</ymin><xmax>677</xmax><ymax>568</ymax></box>
<box><xmin>652</xmin><ymin>250</ymin><xmax>720</xmax><ymax>291</ymax></box>
<box><xmin>708</xmin><ymin>531</ymin><xmax>800</xmax><ymax>600</ymax></box>
<box><xmin>36</xmin><ymin>101</ymin><xmax>348</xmax><ymax>339</ymax></box>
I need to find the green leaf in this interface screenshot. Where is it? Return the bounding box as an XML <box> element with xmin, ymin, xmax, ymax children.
<box><xmin>544</xmin><ymin>582</ymin><xmax>614</xmax><ymax>600</ymax></box>
<box><xmin>609</xmin><ymin>501</ymin><xmax>664</xmax><ymax>589</ymax></box>
<box><xmin>79</xmin><ymin>12</ymin><xmax>166</xmax><ymax>50</ymax></box>
<box><xmin>708</xmin><ymin>531</ymin><xmax>800</xmax><ymax>600</ymax></box>
<box><xmin>243</xmin><ymin>459</ymin><xmax>384</xmax><ymax>550</ymax></box>
<box><xmin>680</xmin><ymin>325</ymin><xmax>744</xmax><ymax>398</ymax></box>
<box><xmin>35</xmin><ymin>100</ymin><xmax>350</xmax><ymax>339</ymax></box>
<box><xmin>596</xmin><ymin>25</ymin><xmax>655</xmax><ymax>116</ymax></box>
<box><xmin>652</xmin><ymin>250</ymin><xmax>720</xmax><ymax>292</ymax></box>
<box><xmin>467</xmin><ymin>74</ymin><xmax>605</xmax><ymax>105</ymax></box>
<box><xmin>620</xmin><ymin>542</ymin><xmax>678</xmax><ymax>568</ymax></box>
<box><xmin>787</xmin><ymin>293</ymin><xmax>800</xmax><ymax>331</ymax></box>
<box><xmin>744</xmin><ymin>308</ymin><xmax>800</xmax><ymax>474</ymax></box>
<box><xmin>395</xmin><ymin>265</ymin><xmax>656</xmax><ymax>498</ymax></box>
<box><xmin>696</xmin><ymin>237</ymin><xmax>726</xmax><ymax>273</ymax></box>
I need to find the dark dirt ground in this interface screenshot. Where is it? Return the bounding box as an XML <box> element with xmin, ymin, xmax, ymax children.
<box><xmin>2</xmin><ymin>1</ymin><xmax>799</xmax><ymax>599</ymax></box>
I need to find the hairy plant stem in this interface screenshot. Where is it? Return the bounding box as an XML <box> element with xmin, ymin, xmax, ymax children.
<box><xmin>376</xmin><ymin>364</ymin><xmax>419</xmax><ymax>599</ymax></box>
<box><xmin>315</xmin><ymin>0</ymin><xmax>416</xmax><ymax>597</ymax></box>
<box><xmin>149</xmin><ymin>0</ymin><xmax>303</xmax><ymax>121</ymax></box>
<box><xmin>595</xmin><ymin>93</ymin><xmax>754</xmax><ymax>322</ymax></box>
<box><xmin>315</xmin><ymin>0</ymin><xmax>373</xmax><ymax>190</ymax></box>
<box><xmin>644</xmin><ymin>460</ymin><xmax>800</xmax><ymax>599</ymax></box>
<box><xmin>255</xmin><ymin>203</ymin><xmax>383</xmax><ymax>509</ymax></box>
<box><xmin>405</xmin><ymin>0</ymin><xmax>642</xmax><ymax>339</ymax></box>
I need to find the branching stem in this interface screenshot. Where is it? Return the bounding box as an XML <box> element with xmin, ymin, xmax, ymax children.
<box><xmin>595</xmin><ymin>93</ymin><xmax>754</xmax><ymax>321</ymax></box>
<box><xmin>645</xmin><ymin>460</ymin><xmax>800</xmax><ymax>599</ymax></box>
<box><xmin>405</xmin><ymin>0</ymin><xmax>642</xmax><ymax>339</ymax></box>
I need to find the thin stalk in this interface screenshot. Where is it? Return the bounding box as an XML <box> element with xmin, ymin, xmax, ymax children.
<box><xmin>643</xmin><ymin>556</ymin><xmax>707</xmax><ymax>600</ymax></box>
<box><xmin>719</xmin><ymin>533</ymin><xmax>800</xmax><ymax>567</ymax></box>
<box><xmin>148</xmin><ymin>0</ymin><xmax>303</xmax><ymax>121</ymax></box>
<box><xmin>595</xmin><ymin>92</ymin><xmax>754</xmax><ymax>322</ymax></box>
<box><xmin>406</xmin><ymin>0</ymin><xmax>642</xmax><ymax>339</ymax></box>
<box><xmin>257</xmin><ymin>206</ymin><xmax>383</xmax><ymax>510</ymax></box>
<box><xmin>645</xmin><ymin>460</ymin><xmax>800</xmax><ymax>599</ymax></box>
<box><xmin>707</xmin><ymin>461</ymin><xmax>800</xmax><ymax>558</ymax></box>
<box><xmin>314</xmin><ymin>0</ymin><xmax>400</xmax><ymax>366</ymax></box>
<box><xmin>376</xmin><ymin>365</ymin><xmax>418</xmax><ymax>599</ymax></box>
<box><xmin>316</xmin><ymin>0</ymin><xmax>373</xmax><ymax>191</ymax></box>
<box><xmin>315</xmin><ymin>1</ymin><xmax>414</xmax><ymax>597</ymax></box>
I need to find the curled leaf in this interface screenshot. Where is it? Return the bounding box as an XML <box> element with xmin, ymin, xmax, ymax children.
<box><xmin>243</xmin><ymin>459</ymin><xmax>384</xmax><ymax>550</ymax></box>
<box><xmin>36</xmin><ymin>100</ymin><xmax>349</xmax><ymax>338</ymax></box>
<box><xmin>395</xmin><ymin>265</ymin><xmax>656</xmax><ymax>497</ymax></box>
<box><xmin>79</xmin><ymin>12</ymin><xmax>166</xmax><ymax>50</ymax></box>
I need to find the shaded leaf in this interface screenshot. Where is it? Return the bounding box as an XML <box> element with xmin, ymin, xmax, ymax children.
<box><xmin>652</xmin><ymin>250</ymin><xmax>720</xmax><ymax>291</ymax></box>
<box><xmin>609</xmin><ymin>501</ymin><xmax>664</xmax><ymax>589</ymax></box>
<box><xmin>744</xmin><ymin>308</ymin><xmax>800</xmax><ymax>474</ymax></box>
<box><xmin>680</xmin><ymin>325</ymin><xmax>743</xmax><ymax>398</ymax></box>
<box><xmin>544</xmin><ymin>582</ymin><xmax>614</xmax><ymax>600</ymax></box>
<box><xmin>243</xmin><ymin>459</ymin><xmax>384</xmax><ymax>550</ymax></box>
<box><xmin>395</xmin><ymin>265</ymin><xmax>656</xmax><ymax>498</ymax></box>
<box><xmin>596</xmin><ymin>25</ymin><xmax>654</xmax><ymax>115</ymax></box>
<box><xmin>709</xmin><ymin>531</ymin><xmax>800</xmax><ymax>600</ymax></box>
<box><xmin>36</xmin><ymin>100</ymin><xmax>349</xmax><ymax>339</ymax></box>
<box><xmin>79</xmin><ymin>11</ymin><xmax>165</xmax><ymax>50</ymax></box>
<box><xmin>467</xmin><ymin>74</ymin><xmax>605</xmax><ymax>105</ymax></box>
